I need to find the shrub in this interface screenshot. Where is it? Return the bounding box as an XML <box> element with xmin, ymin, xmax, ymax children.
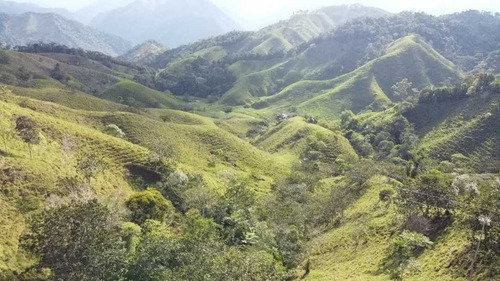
<box><xmin>77</xmin><ymin>155</ymin><xmax>104</xmax><ymax>184</ymax></box>
<box><xmin>379</xmin><ymin>189</ymin><xmax>394</xmax><ymax>202</ymax></box>
<box><xmin>126</xmin><ymin>188</ymin><xmax>174</xmax><ymax>224</ymax></box>
<box><xmin>252</xmin><ymin>100</ymin><xmax>270</xmax><ymax>109</ymax></box>
<box><xmin>20</xmin><ymin>200</ymin><xmax>127</xmax><ymax>281</ymax></box>
<box><xmin>391</xmin><ymin>231</ymin><xmax>433</xmax><ymax>261</ymax></box>
<box><xmin>15</xmin><ymin>116</ymin><xmax>40</xmax><ymax>158</ymax></box>
<box><xmin>389</xmin><ymin>231</ymin><xmax>433</xmax><ymax>279</ymax></box>
<box><xmin>103</xmin><ymin>124</ymin><xmax>126</xmax><ymax>138</ymax></box>
<box><xmin>0</xmin><ymin>50</ymin><xmax>9</xmax><ymax>64</ymax></box>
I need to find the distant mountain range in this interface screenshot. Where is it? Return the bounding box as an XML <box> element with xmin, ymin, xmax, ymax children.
<box><xmin>151</xmin><ymin>4</ymin><xmax>390</xmax><ymax>67</ymax></box>
<box><xmin>0</xmin><ymin>12</ymin><xmax>132</xmax><ymax>56</ymax></box>
<box><xmin>90</xmin><ymin>0</ymin><xmax>240</xmax><ymax>47</ymax></box>
<box><xmin>74</xmin><ymin>0</ymin><xmax>135</xmax><ymax>24</ymax></box>
<box><xmin>0</xmin><ymin>0</ymin><xmax>75</xmax><ymax>19</ymax></box>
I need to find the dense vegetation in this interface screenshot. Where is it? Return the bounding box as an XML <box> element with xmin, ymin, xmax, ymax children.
<box><xmin>0</xmin><ymin>5</ymin><xmax>498</xmax><ymax>281</ymax></box>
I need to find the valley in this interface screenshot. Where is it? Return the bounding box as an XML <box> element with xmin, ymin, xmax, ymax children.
<box><xmin>0</xmin><ymin>2</ymin><xmax>498</xmax><ymax>281</ymax></box>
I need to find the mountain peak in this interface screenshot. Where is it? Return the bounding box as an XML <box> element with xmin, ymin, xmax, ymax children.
<box><xmin>91</xmin><ymin>0</ymin><xmax>238</xmax><ymax>46</ymax></box>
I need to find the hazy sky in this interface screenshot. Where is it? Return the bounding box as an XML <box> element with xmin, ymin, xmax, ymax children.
<box><xmin>12</xmin><ymin>0</ymin><xmax>500</xmax><ymax>28</ymax></box>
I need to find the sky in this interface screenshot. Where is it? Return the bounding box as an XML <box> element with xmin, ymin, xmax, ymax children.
<box><xmin>11</xmin><ymin>0</ymin><xmax>500</xmax><ymax>29</ymax></box>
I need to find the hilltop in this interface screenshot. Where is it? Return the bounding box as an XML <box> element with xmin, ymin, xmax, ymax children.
<box><xmin>246</xmin><ymin>35</ymin><xmax>462</xmax><ymax>118</ymax></box>
<box><xmin>119</xmin><ymin>41</ymin><xmax>167</xmax><ymax>66</ymax></box>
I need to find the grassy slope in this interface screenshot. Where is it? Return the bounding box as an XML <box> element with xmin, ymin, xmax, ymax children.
<box><xmin>0</xmin><ymin>93</ymin><xmax>151</xmax><ymax>273</ymax></box>
<box><xmin>301</xmin><ymin>176</ymin><xmax>469</xmax><ymax>281</ymax></box>
<box><xmin>221</xmin><ymin>61</ymin><xmax>286</xmax><ymax>105</ymax></box>
<box><xmin>0</xmin><ymin>50</ymin><xmax>137</xmax><ymax>95</ymax></box>
<box><xmin>253</xmin><ymin>35</ymin><xmax>462</xmax><ymax>119</ymax></box>
<box><xmin>101</xmin><ymin>80</ymin><xmax>184</xmax><ymax>109</ymax></box>
<box><xmin>0</xmin><ymin>86</ymin><xmax>301</xmax><ymax>274</ymax></box>
<box><xmin>6</xmin><ymin>80</ymin><xmax>129</xmax><ymax>112</ymax></box>
<box><xmin>255</xmin><ymin>117</ymin><xmax>358</xmax><ymax>163</ymax></box>
<box><xmin>407</xmin><ymin>90</ymin><xmax>500</xmax><ymax>172</ymax></box>
<box><xmin>100</xmin><ymin>109</ymin><xmax>292</xmax><ymax>194</ymax></box>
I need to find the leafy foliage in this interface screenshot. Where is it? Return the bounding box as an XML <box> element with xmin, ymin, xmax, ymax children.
<box><xmin>126</xmin><ymin>188</ymin><xmax>174</xmax><ymax>225</ymax></box>
<box><xmin>20</xmin><ymin>200</ymin><xmax>127</xmax><ymax>281</ymax></box>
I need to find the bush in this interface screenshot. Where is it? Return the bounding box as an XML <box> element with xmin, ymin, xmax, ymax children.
<box><xmin>103</xmin><ymin>124</ymin><xmax>126</xmax><ymax>138</ymax></box>
<box><xmin>391</xmin><ymin>231</ymin><xmax>433</xmax><ymax>261</ymax></box>
<box><xmin>126</xmin><ymin>188</ymin><xmax>174</xmax><ymax>224</ymax></box>
<box><xmin>379</xmin><ymin>189</ymin><xmax>394</xmax><ymax>202</ymax></box>
<box><xmin>0</xmin><ymin>50</ymin><xmax>9</xmax><ymax>64</ymax></box>
<box><xmin>20</xmin><ymin>200</ymin><xmax>127</xmax><ymax>281</ymax></box>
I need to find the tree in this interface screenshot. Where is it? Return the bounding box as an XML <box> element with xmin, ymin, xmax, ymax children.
<box><xmin>21</xmin><ymin>200</ymin><xmax>127</xmax><ymax>281</ymax></box>
<box><xmin>126</xmin><ymin>220</ymin><xmax>180</xmax><ymax>281</ymax></box>
<box><xmin>15</xmin><ymin>116</ymin><xmax>40</xmax><ymax>158</ymax></box>
<box><xmin>50</xmin><ymin>63</ymin><xmax>70</xmax><ymax>83</ymax></box>
<box><xmin>398</xmin><ymin>170</ymin><xmax>455</xmax><ymax>217</ymax></box>
<box><xmin>392</xmin><ymin>78</ymin><xmax>413</xmax><ymax>100</ymax></box>
<box><xmin>340</xmin><ymin>110</ymin><xmax>360</xmax><ymax>131</ymax></box>
<box><xmin>389</xmin><ymin>231</ymin><xmax>433</xmax><ymax>279</ymax></box>
<box><xmin>126</xmin><ymin>188</ymin><xmax>175</xmax><ymax>225</ymax></box>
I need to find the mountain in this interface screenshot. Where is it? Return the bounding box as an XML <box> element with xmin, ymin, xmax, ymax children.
<box><xmin>152</xmin><ymin>4</ymin><xmax>390</xmax><ymax>68</ymax></box>
<box><xmin>0</xmin><ymin>0</ymin><xmax>75</xmax><ymax>20</ymax></box>
<box><xmin>0</xmin><ymin>12</ymin><xmax>132</xmax><ymax>56</ymax></box>
<box><xmin>146</xmin><ymin>10</ymin><xmax>498</xmax><ymax>110</ymax></box>
<box><xmin>118</xmin><ymin>40</ymin><xmax>167</xmax><ymax>65</ymax></box>
<box><xmin>75</xmin><ymin>0</ymin><xmax>135</xmax><ymax>24</ymax></box>
<box><xmin>90</xmin><ymin>0</ymin><xmax>239</xmax><ymax>47</ymax></box>
<box><xmin>237</xmin><ymin>35</ymin><xmax>463</xmax><ymax>118</ymax></box>
<box><xmin>0</xmin><ymin>6</ymin><xmax>498</xmax><ymax>281</ymax></box>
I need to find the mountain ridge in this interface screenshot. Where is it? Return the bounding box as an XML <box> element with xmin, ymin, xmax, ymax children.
<box><xmin>90</xmin><ymin>0</ymin><xmax>240</xmax><ymax>47</ymax></box>
<box><xmin>0</xmin><ymin>12</ymin><xmax>132</xmax><ymax>56</ymax></box>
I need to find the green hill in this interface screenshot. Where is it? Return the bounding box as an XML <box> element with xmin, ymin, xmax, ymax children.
<box><xmin>405</xmin><ymin>78</ymin><xmax>500</xmax><ymax>172</ymax></box>
<box><xmin>101</xmin><ymin>80</ymin><xmax>183</xmax><ymax>109</ymax></box>
<box><xmin>255</xmin><ymin>117</ymin><xmax>358</xmax><ymax>163</ymax></box>
<box><xmin>0</xmin><ymin>9</ymin><xmax>499</xmax><ymax>281</ymax></box>
<box><xmin>248</xmin><ymin>35</ymin><xmax>462</xmax><ymax>119</ymax></box>
<box><xmin>152</xmin><ymin>5</ymin><xmax>389</xmax><ymax>68</ymax></box>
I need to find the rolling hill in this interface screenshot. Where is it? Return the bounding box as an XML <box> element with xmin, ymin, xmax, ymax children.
<box><xmin>152</xmin><ymin>4</ymin><xmax>389</xmax><ymax>68</ymax></box>
<box><xmin>118</xmin><ymin>40</ymin><xmax>167</xmax><ymax>66</ymax></box>
<box><xmin>226</xmin><ymin>35</ymin><xmax>462</xmax><ymax>118</ymax></box>
<box><xmin>0</xmin><ymin>6</ymin><xmax>498</xmax><ymax>281</ymax></box>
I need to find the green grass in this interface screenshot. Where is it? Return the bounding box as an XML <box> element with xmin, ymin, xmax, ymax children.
<box><xmin>301</xmin><ymin>176</ymin><xmax>470</xmax><ymax>281</ymax></box>
<box><xmin>411</xmin><ymin>93</ymin><xmax>500</xmax><ymax>172</ymax></box>
<box><xmin>250</xmin><ymin>35</ymin><xmax>463</xmax><ymax>119</ymax></box>
<box><xmin>221</xmin><ymin>61</ymin><xmax>287</xmax><ymax>106</ymax></box>
<box><xmin>0</xmin><ymin>93</ymin><xmax>151</xmax><ymax>273</ymax></box>
<box><xmin>0</xmin><ymin>50</ymin><xmax>138</xmax><ymax>95</ymax></box>
<box><xmin>255</xmin><ymin>117</ymin><xmax>358</xmax><ymax>163</ymax></box>
<box><xmin>99</xmin><ymin>110</ymin><xmax>293</xmax><ymax>193</ymax></box>
<box><xmin>229</xmin><ymin>58</ymin><xmax>283</xmax><ymax>79</ymax></box>
<box><xmin>101</xmin><ymin>80</ymin><xmax>184</xmax><ymax>109</ymax></box>
<box><xmin>6</xmin><ymin>80</ymin><xmax>129</xmax><ymax>112</ymax></box>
